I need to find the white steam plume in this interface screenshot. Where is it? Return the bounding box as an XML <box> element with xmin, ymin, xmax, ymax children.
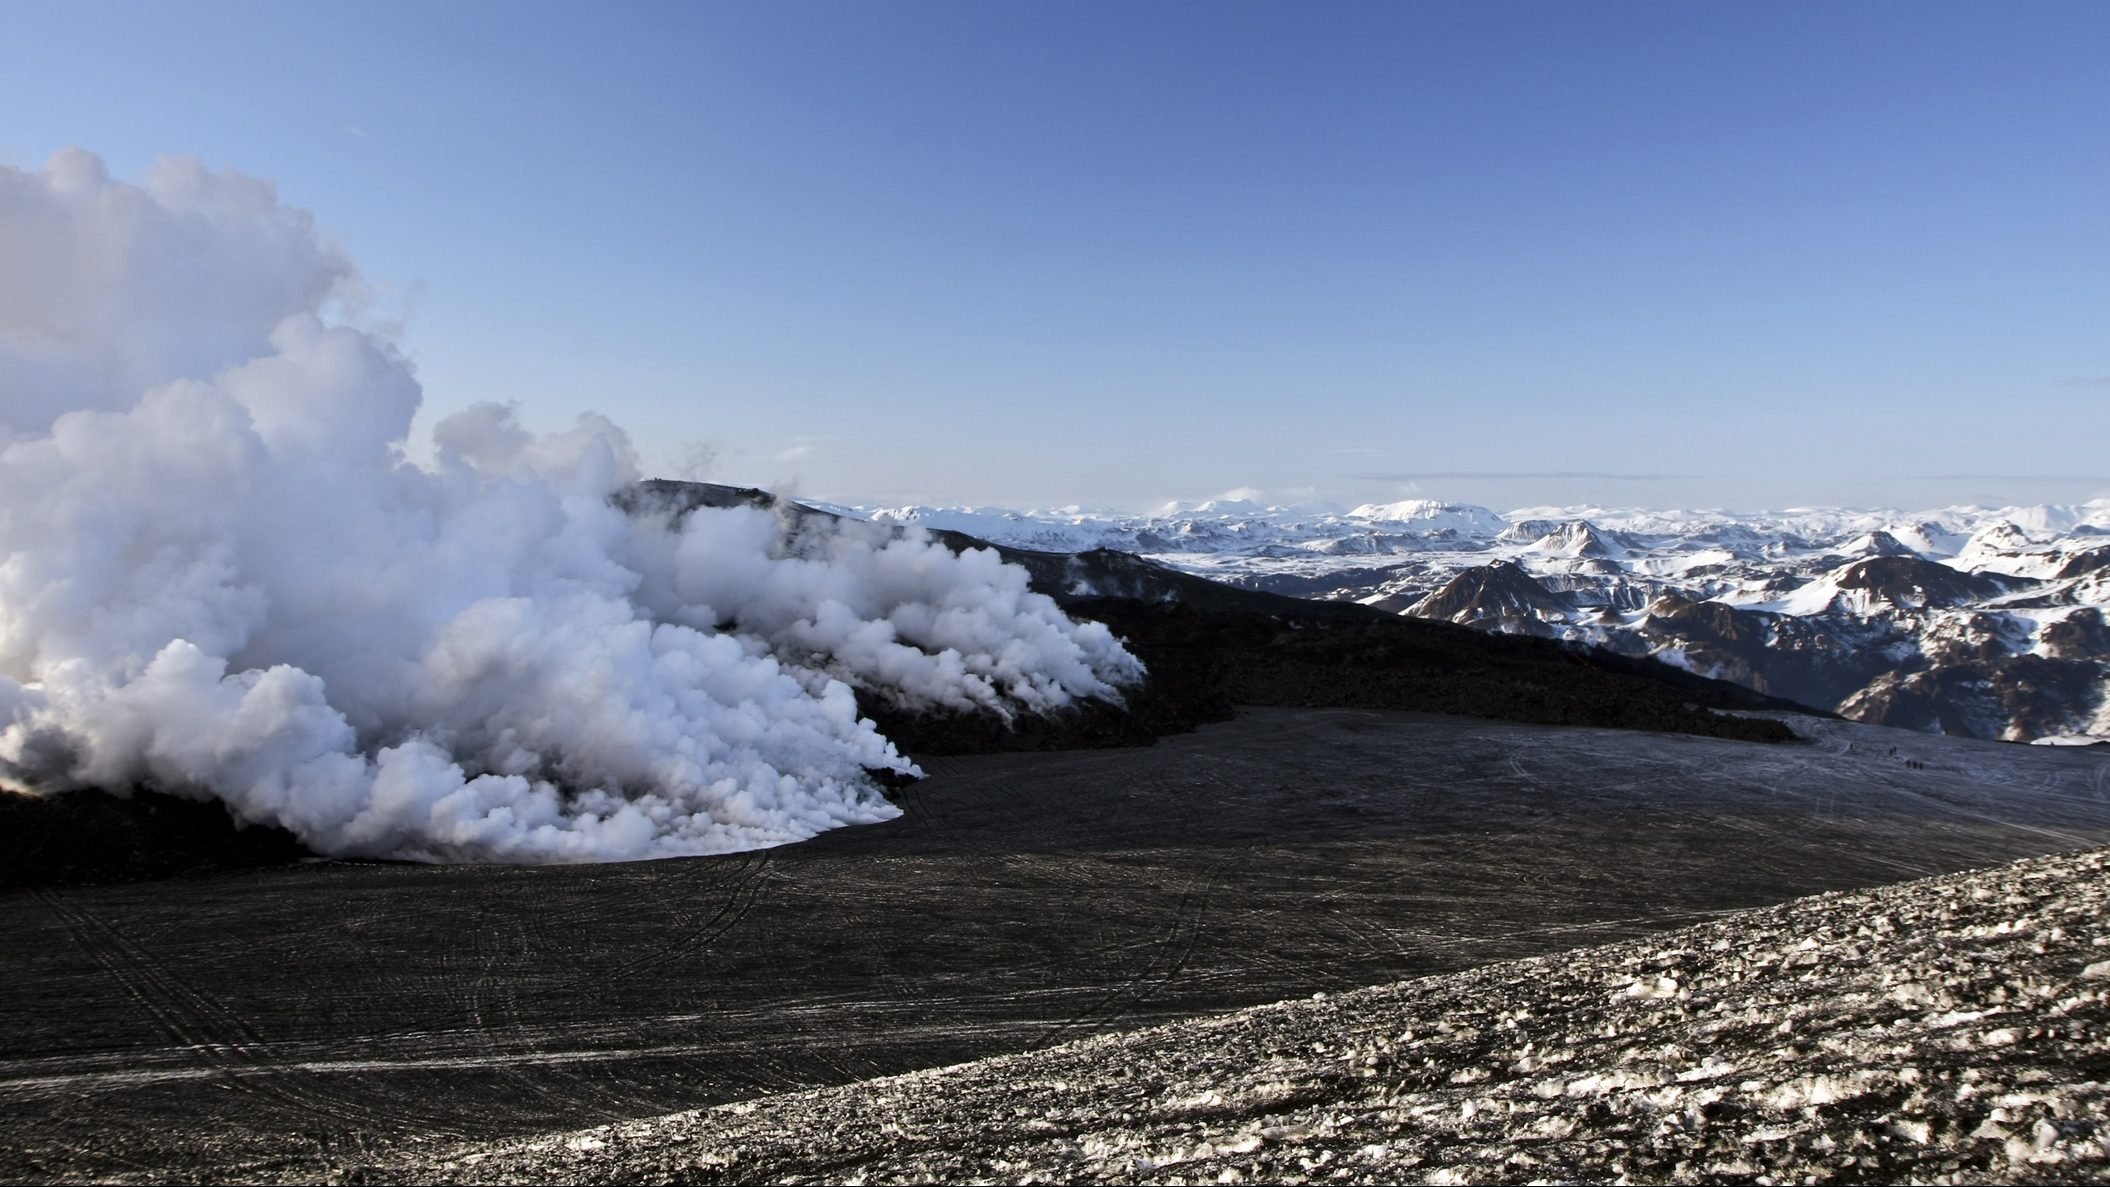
<box><xmin>0</xmin><ymin>150</ymin><xmax>1143</xmax><ymax>862</ymax></box>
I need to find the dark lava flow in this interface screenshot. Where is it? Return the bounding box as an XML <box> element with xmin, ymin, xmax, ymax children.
<box><xmin>5</xmin><ymin>708</ymin><xmax>2109</xmax><ymax>1182</ymax></box>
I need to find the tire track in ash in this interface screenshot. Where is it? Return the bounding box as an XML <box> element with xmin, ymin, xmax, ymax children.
<box><xmin>25</xmin><ymin>889</ymin><xmax>428</xmax><ymax>1134</ymax></box>
<box><xmin>391</xmin><ymin>859</ymin><xmax>764</xmax><ymax>1124</ymax></box>
<box><xmin>603</xmin><ymin>850</ymin><xmax>775</xmax><ymax>983</ymax></box>
<box><xmin>1300</xmin><ymin>883</ymin><xmax>1419</xmax><ymax>975</ymax></box>
<box><xmin>289</xmin><ymin>852</ymin><xmax>780</xmax><ymax>1132</ymax></box>
<box><xmin>1028</xmin><ymin>841</ymin><xmax>1249</xmax><ymax>1052</ymax></box>
<box><xmin>717</xmin><ymin>845</ymin><xmax>974</xmax><ymax>1095</ymax></box>
<box><xmin>466</xmin><ymin>851</ymin><xmax>786</xmax><ymax>1121</ymax></box>
<box><xmin>346</xmin><ymin>865</ymin><xmax>647</xmax><ymax>1048</ymax></box>
<box><xmin>24</xmin><ymin>890</ymin><xmax>228</xmax><ymax>1087</ymax></box>
<box><xmin>388</xmin><ymin>883</ymin><xmax>636</xmax><ymax>1132</ymax></box>
<box><xmin>888</xmin><ymin>756</ymin><xmax>955</xmax><ymax>832</ymax></box>
<box><xmin>356</xmin><ymin>851</ymin><xmax>772</xmax><ymax>1043</ymax></box>
<box><xmin>447</xmin><ymin>894</ymin><xmax>657</xmax><ymax>1130</ymax></box>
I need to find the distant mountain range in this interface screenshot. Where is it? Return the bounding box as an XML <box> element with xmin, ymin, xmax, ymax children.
<box><xmin>816</xmin><ymin>496</ymin><xmax>2110</xmax><ymax>744</ymax></box>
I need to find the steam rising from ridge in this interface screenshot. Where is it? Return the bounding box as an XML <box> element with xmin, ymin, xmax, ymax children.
<box><xmin>0</xmin><ymin>150</ymin><xmax>1143</xmax><ymax>862</ymax></box>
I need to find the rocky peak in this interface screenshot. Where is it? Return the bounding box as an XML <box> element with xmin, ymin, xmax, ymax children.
<box><xmin>1533</xmin><ymin>519</ymin><xmax>1621</xmax><ymax>559</ymax></box>
<box><xmin>1407</xmin><ymin>560</ymin><xmax>1573</xmax><ymax>624</ymax></box>
<box><xmin>1832</xmin><ymin>556</ymin><xmax>2015</xmax><ymax>610</ymax></box>
<box><xmin>1838</xmin><ymin>529</ymin><xmax>1920</xmax><ymax>559</ymax></box>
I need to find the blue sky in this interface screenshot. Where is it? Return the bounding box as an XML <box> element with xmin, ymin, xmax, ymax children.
<box><xmin>3</xmin><ymin>1</ymin><xmax>2105</xmax><ymax>512</ymax></box>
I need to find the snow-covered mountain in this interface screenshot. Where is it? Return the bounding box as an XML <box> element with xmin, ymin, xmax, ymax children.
<box><xmin>819</xmin><ymin>496</ymin><xmax>2110</xmax><ymax>743</ymax></box>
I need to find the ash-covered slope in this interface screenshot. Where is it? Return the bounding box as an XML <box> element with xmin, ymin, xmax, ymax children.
<box><xmin>837</xmin><ymin>496</ymin><xmax>2110</xmax><ymax>743</ymax></box>
<box><xmin>377</xmin><ymin>844</ymin><xmax>2110</xmax><ymax>1186</ymax></box>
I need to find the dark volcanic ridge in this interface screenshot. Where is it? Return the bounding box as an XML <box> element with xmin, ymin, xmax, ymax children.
<box><xmin>3</xmin><ymin>482</ymin><xmax>1806</xmax><ymax>888</ymax></box>
<box><xmin>347</xmin><ymin>844</ymin><xmax>2110</xmax><ymax>1187</ymax></box>
<box><xmin>635</xmin><ymin>481</ymin><xmax>1807</xmax><ymax>752</ymax></box>
<box><xmin>0</xmin><ymin>787</ymin><xmax>308</xmax><ymax>891</ymax></box>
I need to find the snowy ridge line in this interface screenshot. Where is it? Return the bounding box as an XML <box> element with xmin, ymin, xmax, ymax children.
<box><xmin>829</xmin><ymin>495</ymin><xmax>2110</xmax><ymax>562</ymax></box>
<box><xmin>350</xmin><ymin>844</ymin><xmax>2110</xmax><ymax>1186</ymax></box>
<box><xmin>825</xmin><ymin>496</ymin><xmax>2110</xmax><ymax>744</ymax></box>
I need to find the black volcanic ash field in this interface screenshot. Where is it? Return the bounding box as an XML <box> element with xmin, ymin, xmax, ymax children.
<box><xmin>6</xmin><ymin>709</ymin><xmax>2109</xmax><ymax>1182</ymax></box>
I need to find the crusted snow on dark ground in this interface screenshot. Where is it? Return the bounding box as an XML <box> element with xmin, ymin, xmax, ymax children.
<box><xmin>389</xmin><ymin>846</ymin><xmax>2110</xmax><ymax>1186</ymax></box>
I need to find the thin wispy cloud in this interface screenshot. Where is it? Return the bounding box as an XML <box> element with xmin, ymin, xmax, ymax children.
<box><xmin>773</xmin><ymin>434</ymin><xmax>836</xmax><ymax>464</ymax></box>
<box><xmin>1888</xmin><ymin>474</ymin><xmax>2110</xmax><ymax>483</ymax></box>
<box><xmin>1347</xmin><ymin>471</ymin><xmax>1687</xmax><ymax>483</ymax></box>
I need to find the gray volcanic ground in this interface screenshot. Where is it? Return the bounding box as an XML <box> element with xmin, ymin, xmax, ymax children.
<box><xmin>397</xmin><ymin>845</ymin><xmax>2110</xmax><ymax>1186</ymax></box>
<box><xmin>5</xmin><ymin>708</ymin><xmax>2110</xmax><ymax>1183</ymax></box>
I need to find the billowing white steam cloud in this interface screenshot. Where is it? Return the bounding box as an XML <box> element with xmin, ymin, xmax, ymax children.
<box><xmin>0</xmin><ymin>150</ymin><xmax>1143</xmax><ymax>862</ymax></box>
